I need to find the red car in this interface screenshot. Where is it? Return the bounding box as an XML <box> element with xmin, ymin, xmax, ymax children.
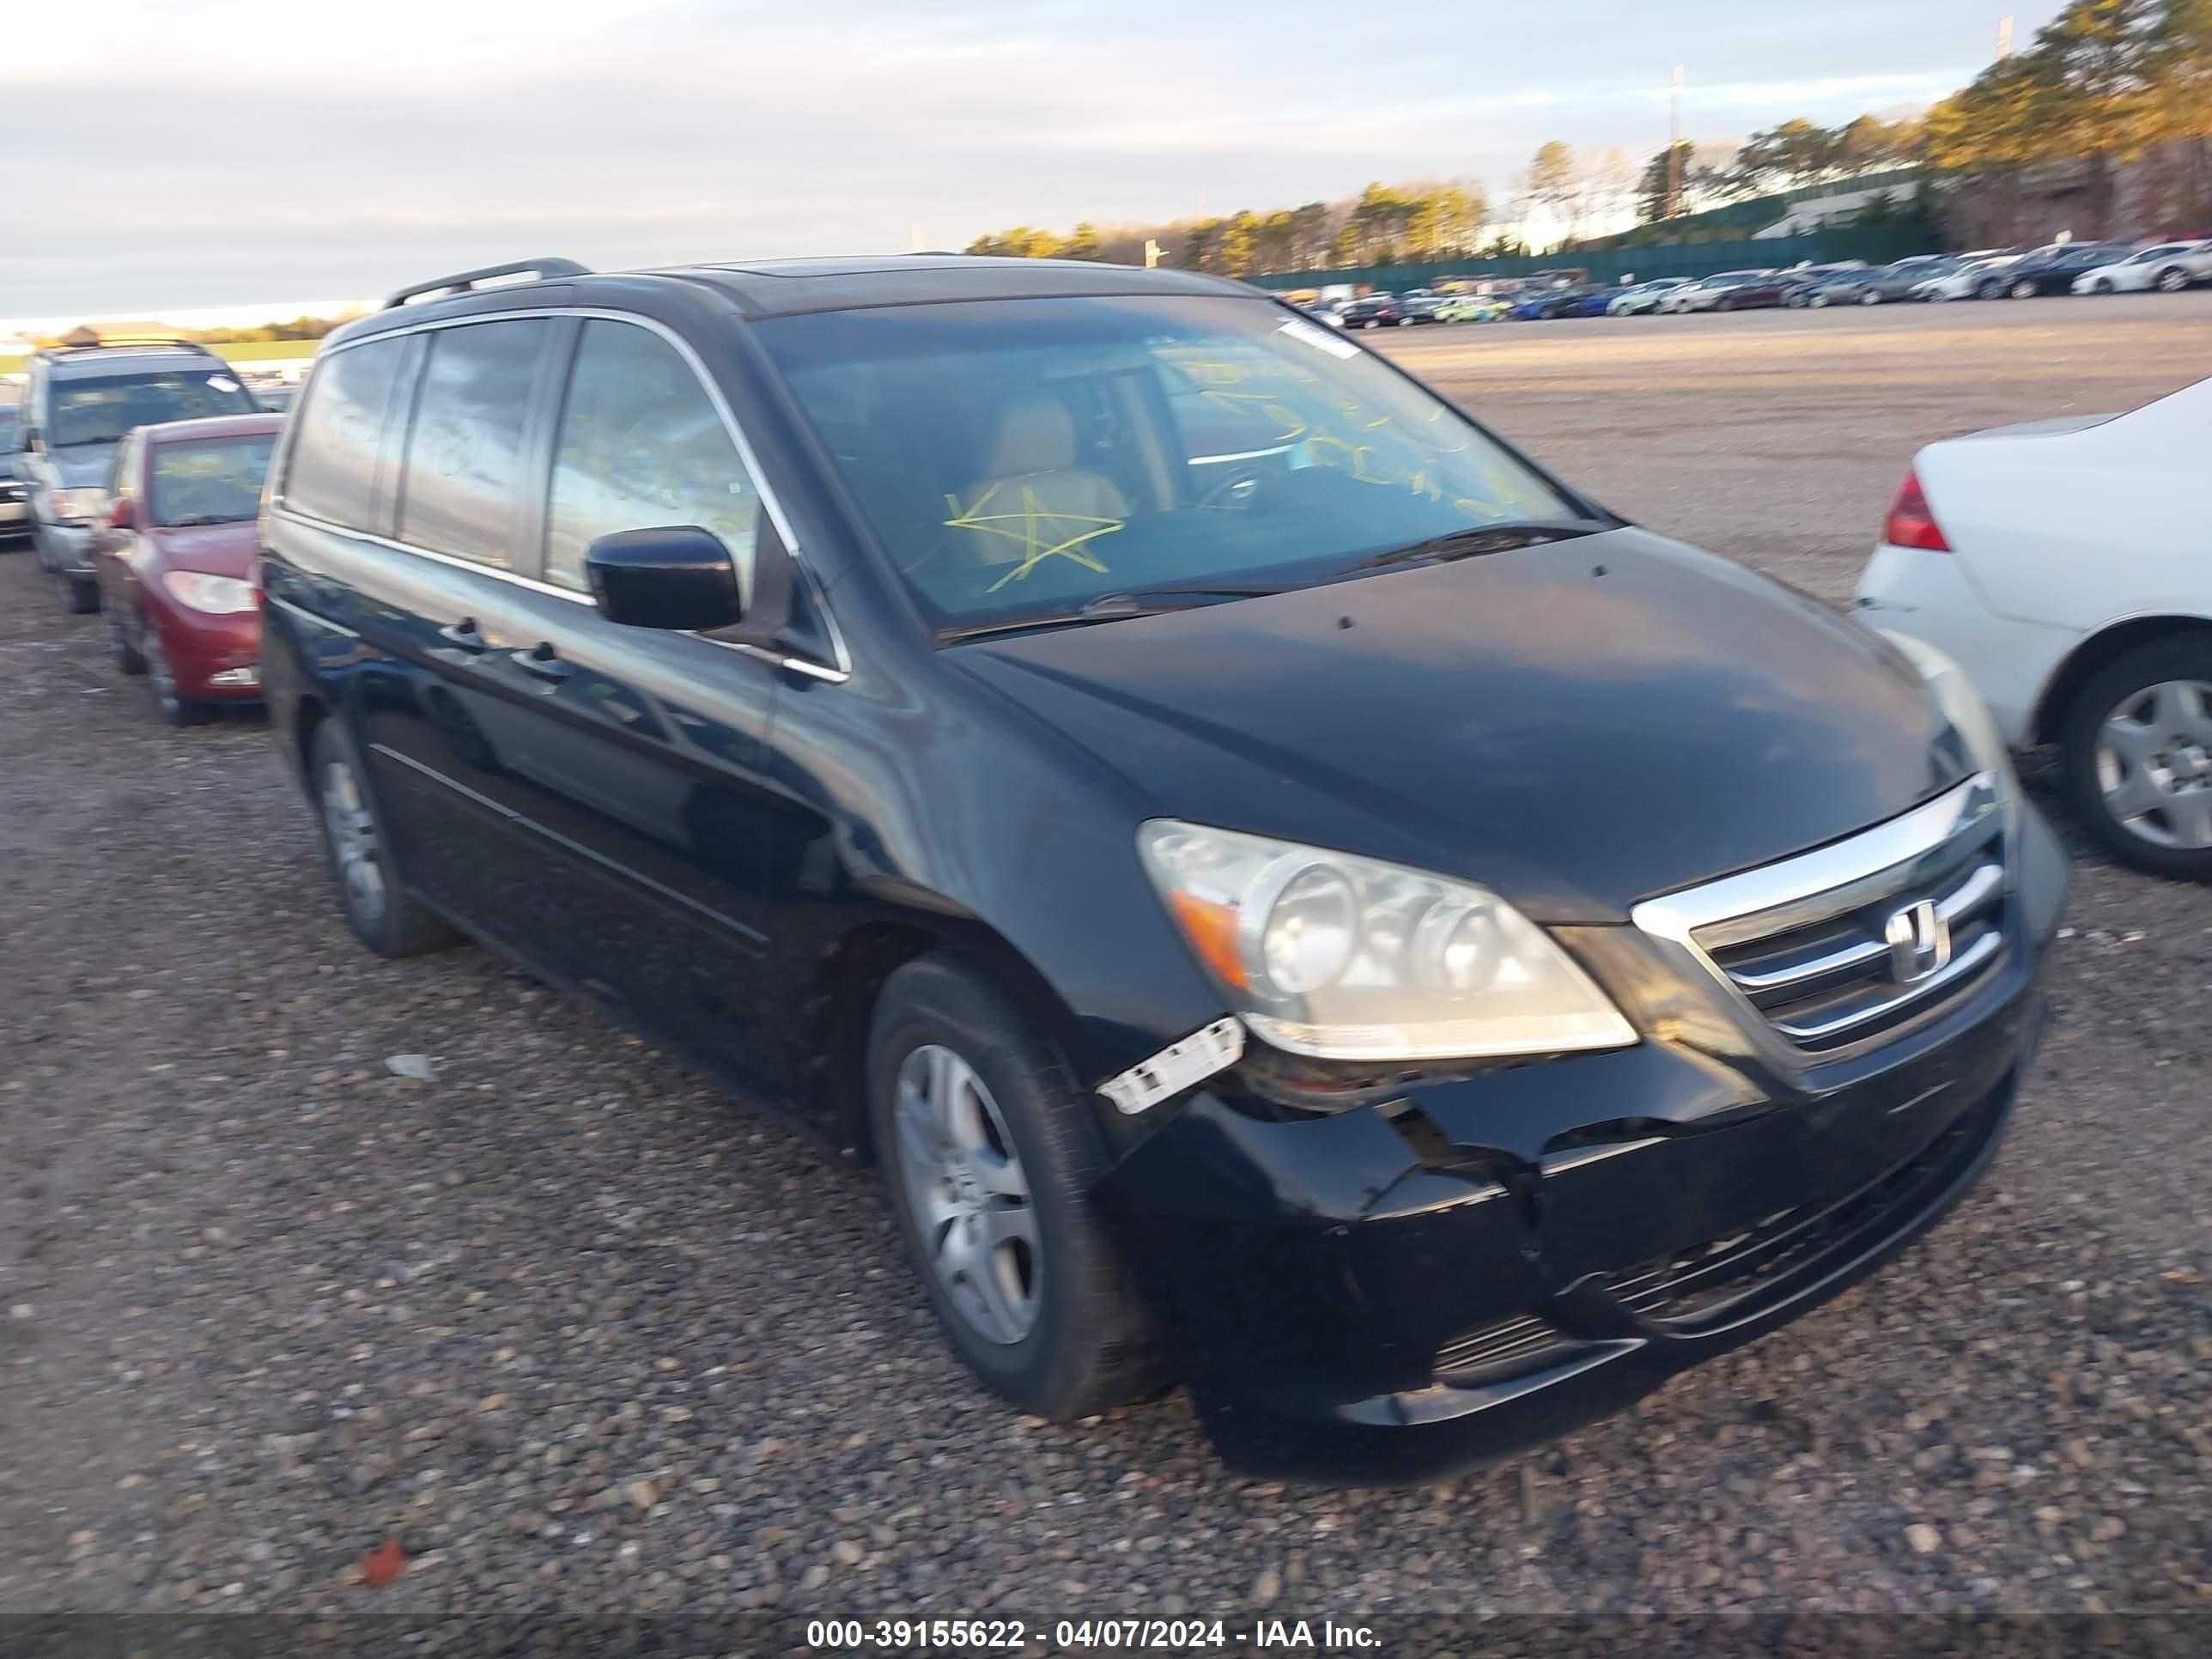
<box><xmin>93</xmin><ymin>413</ymin><xmax>283</xmax><ymax>725</ymax></box>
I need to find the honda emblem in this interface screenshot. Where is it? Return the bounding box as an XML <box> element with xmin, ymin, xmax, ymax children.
<box><xmin>1883</xmin><ymin>898</ymin><xmax>1952</xmax><ymax>984</ymax></box>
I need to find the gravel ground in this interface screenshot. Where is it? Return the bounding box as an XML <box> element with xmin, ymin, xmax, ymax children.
<box><xmin>3</xmin><ymin>295</ymin><xmax>2209</xmax><ymax>1629</ymax></box>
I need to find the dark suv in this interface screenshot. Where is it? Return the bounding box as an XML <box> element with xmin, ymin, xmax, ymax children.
<box><xmin>262</xmin><ymin>255</ymin><xmax>2068</xmax><ymax>1481</ymax></box>
<box><xmin>9</xmin><ymin>339</ymin><xmax>261</xmax><ymax>611</ymax></box>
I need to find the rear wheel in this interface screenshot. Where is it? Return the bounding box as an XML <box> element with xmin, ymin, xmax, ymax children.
<box><xmin>2010</xmin><ymin>278</ymin><xmax>2038</xmax><ymax>299</ymax></box>
<box><xmin>867</xmin><ymin>955</ymin><xmax>1172</xmax><ymax>1420</ymax></box>
<box><xmin>1808</xmin><ymin>291</ymin><xmax>1829</xmax><ymax>308</ymax></box>
<box><xmin>2154</xmin><ymin>266</ymin><xmax>2189</xmax><ymax>294</ymax></box>
<box><xmin>2061</xmin><ymin>638</ymin><xmax>2212</xmax><ymax>882</ymax></box>
<box><xmin>1978</xmin><ymin>279</ymin><xmax>2005</xmax><ymax>300</ymax></box>
<box><xmin>1859</xmin><ymin>289</ymin><xmax>1882</xmax><ymax>306</ymax></box>
<box><xmin>309</xmin><ymin>720</ymin><xmax>464</xmax><ymax>955</ymax></box>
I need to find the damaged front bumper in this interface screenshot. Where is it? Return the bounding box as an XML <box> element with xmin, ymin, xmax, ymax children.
<box><xmin>1097</xmin><ymin>803</ymin><xmax>2068</xmax><ymax>1483</ymax></box>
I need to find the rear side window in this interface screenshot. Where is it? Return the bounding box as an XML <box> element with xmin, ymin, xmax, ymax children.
<box><xmin>396</xmin><ymin>319</ymin><xmax>550</xmax><ymax>567</ymax></box>
<box><xmin>285</xmin><ymin>338</ymin><xmax>406</xmax><ymax>528</ymax></box>
<box><xmin>543</xmin><ymin>320</ymin><xmax>762</xmax><ymax>600</ymax></box>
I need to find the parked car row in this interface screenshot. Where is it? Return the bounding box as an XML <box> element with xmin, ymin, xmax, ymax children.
<box><xmin>6</xmin><ymin>252</ymin><xmax>2093</xmax><ymax>1486</ymax></box>
<box><xmin>3</xmin><ymin>340</ymin><xmax>289</xmax><ymax>725</ymax></box>
<box><xmin>1288</xmin><ymin>238</ymin><xmax>2212</xmax><ymax>331</ymax></box>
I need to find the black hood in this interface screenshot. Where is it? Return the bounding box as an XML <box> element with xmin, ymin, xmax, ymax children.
<box><xmin>950</xmin><ymin>526</ymin><xmax>1966</xmax><ymax>923</ymax></box>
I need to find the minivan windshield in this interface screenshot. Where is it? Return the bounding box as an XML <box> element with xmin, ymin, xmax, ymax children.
<box><xmin>757</xmin><ymin>295</ymin><xmax>1593</xmax><ymax>635</ymax></box>
<box><xmin>50</xmin><ymin>370</ymin><xmax>258</xmax><ymax>448</ymax></box>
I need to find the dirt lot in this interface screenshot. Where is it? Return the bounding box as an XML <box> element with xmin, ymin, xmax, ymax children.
<box><xmin>3</xmin><ymin>295</ymin><xmax>2209</xmax><ymax>1626</ymax></box>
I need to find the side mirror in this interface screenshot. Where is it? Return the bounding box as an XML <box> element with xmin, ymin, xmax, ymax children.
<box><xmin>110</xmin><ymin>498</ymin><xmax>136</xmax><ymax>530</ymax></box>
<box><xmin>584</xmin><ymin>526</ymin><xmax>743</xmax><ymax>631</ymax></box>
<box><xmin>21</xmin><ymin>425</ymin><xmax>41</xmax><ymax>454</ymax></box>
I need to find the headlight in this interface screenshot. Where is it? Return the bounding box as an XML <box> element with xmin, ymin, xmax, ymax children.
<box><xmin>1137</xmin><ymin>821</ymin><xmax>1638</xmax><ymax>1062</ymax></box>
<box><xmin>1881</xmin><ymin>630</ymin><xmax>2020</xmax><ymax>842</ymax></box>
<box><xmin>162</xmin><ymin>571</ymin><xmax>257</xmax><ymax>615</ymax></box>
<box><xmin>51</xmin><ymin>487</ymin><xmax>109</xmax><ymax>523</ymax></box>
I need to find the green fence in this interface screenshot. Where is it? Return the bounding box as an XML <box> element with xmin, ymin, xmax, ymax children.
<box><xmin>1246</xmin><ymin>222</ymin><xmax>1938</xmax><ymax>294</ymax></box>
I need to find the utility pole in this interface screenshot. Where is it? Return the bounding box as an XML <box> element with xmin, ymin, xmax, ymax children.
<box><xmin>1996</xmin><ymin>15</ymin><xmax>2014</xmax><ymax>58</ymax></box>
<box><xmin>1665</xmin><ymin>65</ymin><xmax>1685</xmax><ymax>221</ymax></box>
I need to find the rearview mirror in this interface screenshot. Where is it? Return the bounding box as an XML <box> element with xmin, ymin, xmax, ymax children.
<box><xmin>584</xmin><ymin>526</ymin><xmax>744</xmax><ymax>631</ymax></box>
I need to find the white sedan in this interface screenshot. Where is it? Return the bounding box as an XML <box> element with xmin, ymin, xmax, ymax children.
<box><xmin>2071</xmin><ymin>240</ymin><xmax>2212</xmax><ymax>295</ymax></box>
<box><xmin>1855</xmin><ymin>375</ymin><xmax>2212</xmax><ymax>879</ymax></box>
<box><xmin>1914</xmin><ymin>254</ymin><xmax>2023</xmax><ymax>301</ymax></box>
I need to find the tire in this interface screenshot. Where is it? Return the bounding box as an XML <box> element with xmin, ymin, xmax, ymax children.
<box><xmin>1929</xmin><ymin>289</ymin><xmax>1952</xmax><ymax>302</ymax></box>
<box><xmin>60</xmin><ymin>569</ymin><xmax>99</xmax><ymax>614</ymax></box>
<box><xmin>1809</xmin><ymin>292</ymin><xmax>1829</xmax><ymax>308</ymax></box>
<box><xmin>1859</xmin><ymin>289</ymin><xmax>1882</xmax><ymax>306</ymax></box>
<box><xmin>2059</xmin><ymin>636</ymin><xmax>2212</xmax><ymax>882</ymax></box>
<box><xmin>2010</xmin><ymin>279</ymin><xmax>2038</xmax><ymax>300</ymax></box>
<box><xmin>1395</xmin><ymin>315</ymin><xmax>1414</xmax><ymax>326</ymax></box>
<box><xmin>140</xmin><ymin>623</ymin><xmax>210</xmax><ymax>726</ymax></box>
<box><xmin>2154</xmin><ymin>267</ymin><xmax>2189</xmax><ymax>294</ymax></box>
<box><xmin>308</xmin><ymin>718</ymin><xmax>465</xmax><ymax>955</ymax></box>
<box><xmin>2092</xmin><ymin>279</ymin><xmax>2113</xmax><ymax>295</ymax></box>
<box><xmin>866</xmin><ymin>954</ymin><xmax>1173</xmax><ymax>1420</ymax></box>
<box><xmin>106</xmin><ymin>603</ymin><xmax>146</xmax><ymax>675</ymax></box>
<box><xmin>1978</xmin><ymin>280</ymin><xmax>2005</xmax><ymax>300</ymax></box>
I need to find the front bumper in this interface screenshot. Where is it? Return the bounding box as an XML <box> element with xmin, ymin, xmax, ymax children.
<box><xmin>38</xmin><ymin>519</ymin><xmax>98</xmax><ymax>576</ymax></box>
<box><xmin>154</xmin><ymin>599</ymin><xmax>264</xmax><ymax>702</ymax></box>
<box><xmin>1100</xmin><ymin>804</ymin><xmax>2068</xmax><ymax>1482</ymax></box>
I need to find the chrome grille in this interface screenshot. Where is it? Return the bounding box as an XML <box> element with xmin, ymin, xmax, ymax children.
<box><xmin>1634</xmin><ymin>775</ymin><xmax>2011</xmax><ymax>1056</ymax></box>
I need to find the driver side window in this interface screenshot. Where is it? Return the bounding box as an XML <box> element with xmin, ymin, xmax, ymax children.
<box><xmin>544</xmin><ymin>320</ymin><xmax>763</xmax><ymax>603</ymax></box>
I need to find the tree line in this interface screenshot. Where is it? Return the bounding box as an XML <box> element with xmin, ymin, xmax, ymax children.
<box><xmin>1924</xmin><ymin>0</ymin><xmax>2211</xmax><ymax>238</ymax></box>
<box><xmin>964</xmin><ymin>0</ymin><xmax>2210</xmax><ymax>276</ymax></box>
<box><xmin>965</xmin><ymin>114</ymin><xmax>1922</xmax><ymax>278</ymax></box>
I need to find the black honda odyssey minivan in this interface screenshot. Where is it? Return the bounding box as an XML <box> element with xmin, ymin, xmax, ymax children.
<box><xmin>259</xmin><ymin>255</ymin><xmax>2068</xmax><ymax>1480</ymax></box>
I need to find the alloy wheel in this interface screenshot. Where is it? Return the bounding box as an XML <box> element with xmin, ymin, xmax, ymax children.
<box><xmin>320</xmin><ymin>756</ymin><xmax>389</xmax><ymax>927</ymax></box>
<box><xmin>890</xmin><ymin>1042</ymin><xmax>1039</xmax><ymax>1346</ymax></box>
<box><xmin>1860</xmin><ymin>289</ymin><xmax>1881</xmax><ymax>305</ymax></box>
<box><xmin>2155</xmin><ymin>268</ymin><xmax>2188</xmax><ymax>293</ymax></box>
<box><xmin>2096</xmin><ymin>679</ymin><xmax>2212</xmax><ymax>850</ymax></box>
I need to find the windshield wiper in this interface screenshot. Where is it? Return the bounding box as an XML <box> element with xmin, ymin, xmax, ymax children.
<box><xmin>161</xmin><ymin>514</ymin><xmax>253</xmax><ymax>527</ymax></box>
<box><xmin>1354</xmin><ymin>519</ymin><xmax>1609</xmax><ymax>570</ymax></box>
<box><xmin>938</xmin><ymin>585</ymin><xmax>1282</xmax><ymax>645</ymax></box>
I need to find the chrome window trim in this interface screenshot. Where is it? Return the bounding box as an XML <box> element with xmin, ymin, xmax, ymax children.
<box><xmin>276</xmin><ymin>306</ymin><xmax>851</xmax><ymax>681</ymax></box>
<box><xmin>270</xmin><ymin>504</ymin><xmax>853</xmax><ymax>684</ymax></box>
<box><xmin>1631</xmin><ymin>773</ymin><xmax>2006</xmax><ymax>1060</ymax></box>
<box><xmin>264</xmin><ymin>591</ymin><xmax>362</xmax><ymax>638</ymax></box>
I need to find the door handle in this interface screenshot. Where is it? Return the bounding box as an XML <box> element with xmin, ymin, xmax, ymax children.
<box><xmin>509</xmin><ymin>641</ymin><xmax>574</xmax><ymax>684</ymax></box>
<box><xmin>438</xmin><ymin>617</ymin><xmax>488</xmax><ymax>653</ymax></box>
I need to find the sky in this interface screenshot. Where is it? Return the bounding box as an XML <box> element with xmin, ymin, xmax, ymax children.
<box><xmin>0</xmin><ymin>0</ymin><xmax>2061</xmax><ymax>327</ymax></box>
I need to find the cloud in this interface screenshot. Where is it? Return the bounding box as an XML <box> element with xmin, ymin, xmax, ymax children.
<box><xmin>0</xmin><ymin>0</ymin><xmax>2060</xmax><ymax>319</ymax></box>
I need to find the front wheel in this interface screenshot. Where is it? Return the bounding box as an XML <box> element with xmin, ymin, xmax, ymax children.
<box><xmin>1859</xmin><ymin>289</ymin><xmax>1882</xmax><ymax>306</ymax></box>
<box><xmin>2010</xmin><ymin>279</ymin><xmax>2038</xmax><ymax>299</ymax></box>
<box><xmin>868</xmin><ymin>955</ymin><xmax>1172</xmax><ymax>1420</ymax></box>
<box><xmin>2061</xmin><ymin>638</ymin><xmax>2212</xmax><ymax>882</ymax></box>
<box><xmin>1978</xmin><ymin>280</ymin><xmax>2005</xmax><ymax>300</ymax></box>
<box><xmin>309</xmin><ymin>719</ymin><xmax>464</xmax><ymax>955</ymax></box>
<box><xmin>1808</xmin><ymin>292</ymin><xmax>1829</xmax><ymax>308</ymax></box>
<box><xmin>106</xmin><ymin>603</ymin><xmax>146</xmax><ymax>675</ymax></box>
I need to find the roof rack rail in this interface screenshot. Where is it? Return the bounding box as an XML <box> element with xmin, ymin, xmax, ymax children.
<box><xmin>384</xmin><ymin>258</ymin><xmax>591</xmax><ymax>310</ymax></box>
<box><xmin>45</xmin><ymin>335</ymin><xmax>228</xmax><ymax>358</ymax></box>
